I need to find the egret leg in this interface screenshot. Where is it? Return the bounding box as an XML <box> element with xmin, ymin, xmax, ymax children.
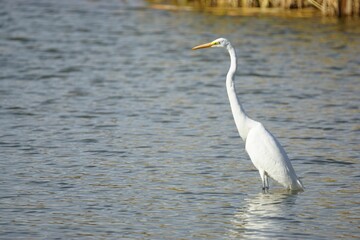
<box><xmin>264</xmin><ymin>173</ymin><xmax>269</xmax><ymax>190</ymax></box>
<box><xmin>259</xmin><ymin>170</ymin><xmax>266</xmax><ymax>191</ymax></box>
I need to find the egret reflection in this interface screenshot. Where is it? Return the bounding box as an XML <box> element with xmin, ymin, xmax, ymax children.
<box><xmin>229</xmin><ymin>191</ymin><xmax>303</xmax><ymax>239</ymax></box>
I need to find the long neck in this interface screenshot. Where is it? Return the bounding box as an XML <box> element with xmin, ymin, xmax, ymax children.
<box><xmin>226</xmin><ymin>44</ymin><xmax>253</xmax><ymax>141</ymax></box>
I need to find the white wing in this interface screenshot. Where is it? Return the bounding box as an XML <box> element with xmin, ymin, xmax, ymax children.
<box><xmin>245</xmin><ymin>122</ymin><xmax>299</xmax><ymax>189</ymax></box>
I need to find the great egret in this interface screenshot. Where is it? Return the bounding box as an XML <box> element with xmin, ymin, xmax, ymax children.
<box><xmin>192</xmin><ymin>38</ymin><xmax>304</xmax><ymax>191</ymax></box>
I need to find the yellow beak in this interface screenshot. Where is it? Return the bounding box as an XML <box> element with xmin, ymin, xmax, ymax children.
<box><xmin>192</xmin><ymin>42</ymin><xmax>214</xmax><ymax>50</ymax></box>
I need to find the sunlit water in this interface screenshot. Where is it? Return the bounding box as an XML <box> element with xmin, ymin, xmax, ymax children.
<box><xmin>1</xmin><ymin>0</ymin><xmax>360</xmax><ymax>239</ymax></box>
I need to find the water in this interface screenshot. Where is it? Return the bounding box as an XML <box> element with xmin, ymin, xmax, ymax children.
<box><xmin>1</xmin><ymin>0</ymin><xmax>359</xmax><ymax>239</ymax></box>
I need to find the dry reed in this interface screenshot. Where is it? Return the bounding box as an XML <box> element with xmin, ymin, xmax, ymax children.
<box><xmin>147</xmin><ymin>0</ymin><xmax>360</xmax><ymax>16</ymax></box>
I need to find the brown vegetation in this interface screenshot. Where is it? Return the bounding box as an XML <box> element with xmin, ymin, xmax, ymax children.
<box><xmin>147</xmin><ymin>0</ymin><xmax>360</xmax><ymax>16</ymax></box>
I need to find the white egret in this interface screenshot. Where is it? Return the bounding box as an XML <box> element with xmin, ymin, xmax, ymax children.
<box><xmin>192</xmin><ymin>38</ymin><xmax>304</xmax><ymax>191</ymax></box>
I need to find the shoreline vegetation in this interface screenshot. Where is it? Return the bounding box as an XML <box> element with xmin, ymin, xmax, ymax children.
<box><xmin>146</xmin><ymin>0</ymin><xmax>360</xmax><ymax>17</ymax></box>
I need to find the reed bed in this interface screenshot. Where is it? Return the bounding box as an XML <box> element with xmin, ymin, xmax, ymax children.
<box><xmin>147</xmin><ymin>0</ymin><xmax>360</xmax><ymax>16</ymax></box>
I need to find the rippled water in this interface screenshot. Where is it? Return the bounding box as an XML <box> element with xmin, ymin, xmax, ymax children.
<box><xmin>1</xmin><ymin>0</ymin><xmax>360</xmax><ymax>239</ymax></box>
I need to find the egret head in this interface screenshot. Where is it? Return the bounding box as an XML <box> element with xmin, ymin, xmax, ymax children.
<box><xmin>192</xmin><ymin>38</ymin><xmax>229</xmax><ymax>50</ymax></box>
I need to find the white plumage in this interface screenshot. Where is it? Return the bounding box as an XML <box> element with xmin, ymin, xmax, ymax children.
<box><xmin>192</xmin><ymin>38</ymin><xmax>304</xmax><ymax>191</ymax></box>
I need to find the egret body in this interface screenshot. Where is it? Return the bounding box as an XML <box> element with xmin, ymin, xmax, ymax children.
<box><xmin>192</xmin><ymin>38</ymin><xmax>304</xmax><ymax>191</ymax></box>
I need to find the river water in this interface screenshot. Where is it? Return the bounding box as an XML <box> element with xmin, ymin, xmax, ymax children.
<box><xmin>1</xmin><ymin>0</ymin><xmax>359</xmax><ymax>239</ymax></box>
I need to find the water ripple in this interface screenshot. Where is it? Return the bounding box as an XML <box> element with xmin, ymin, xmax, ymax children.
<box><xmin>0</xmin><ymin>0</ymin><xmax>359</xmax><ymax>239</ymax></box>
